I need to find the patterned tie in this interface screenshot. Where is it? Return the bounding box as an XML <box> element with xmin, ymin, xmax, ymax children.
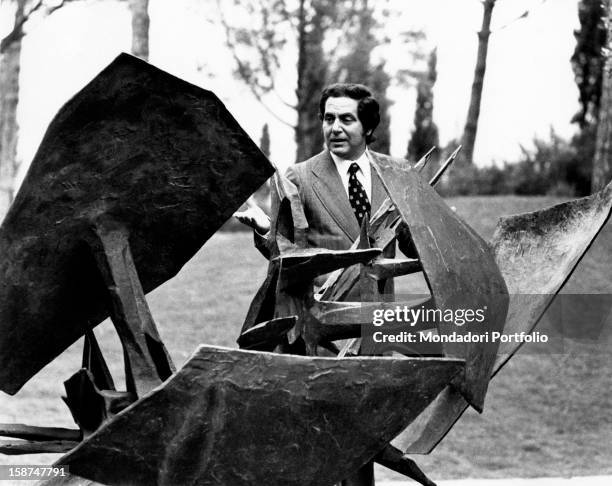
<box><xmin>348</xmin><ymin>162</ymin><xmax>371</xmax><ymax>226</ymax></box>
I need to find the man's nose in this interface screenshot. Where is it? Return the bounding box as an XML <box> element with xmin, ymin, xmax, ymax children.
<box><xmin>331</xmin><ymin>119</ymin><xmax>342</xmax><ymax>133</ymax></box>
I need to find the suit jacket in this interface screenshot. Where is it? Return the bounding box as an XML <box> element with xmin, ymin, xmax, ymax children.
<box><xmin>255</xmin><ymin>149</ymin><xmax>414</xmax><ymax>270</ymax></box>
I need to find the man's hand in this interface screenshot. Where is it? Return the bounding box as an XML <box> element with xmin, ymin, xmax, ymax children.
<box><xmin>234</xmin><ymin>201</ymin><xmax>271</xmax><ymax>234</ymax></box>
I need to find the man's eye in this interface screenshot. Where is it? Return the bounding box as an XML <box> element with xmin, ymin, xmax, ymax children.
<box><xmin>340</xmin><ymin>116</ymin><xmax>355</xmax><ymax>123</ymax></box>
<box><xmin>324</xmin><ymin>116</ymin><xmax>335</xmax><ymax>123</ymax></box>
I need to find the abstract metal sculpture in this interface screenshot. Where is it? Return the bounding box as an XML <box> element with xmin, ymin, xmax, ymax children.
<box><xmin>0</xmin><ymin>53</ymin><xmax>273</xmax><ymax>397</ymax></box>
<box><xmin>0</xmin><ymin>54</ymin><xmax>610</xmax><ymax>486</ymax></box>
<box><xmin>395</xmin><ymin>180</ymin><xmax>612</xmax><ymax>454</ymax></box>
<box><xmin>55</xmin><ymin>347</ymin><xmax>462</xmax><ymax>486</ymax></box>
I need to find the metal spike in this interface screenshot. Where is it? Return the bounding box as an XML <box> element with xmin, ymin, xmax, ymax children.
<box><xmin>429</xmin><ymin>145</ymin><xmax>462</xmax><ymax>187</ymax></box>
<box><xmin>414</xmin><ymin>146</ymin><xmax>436</xmax><ymax>173</ymax></box>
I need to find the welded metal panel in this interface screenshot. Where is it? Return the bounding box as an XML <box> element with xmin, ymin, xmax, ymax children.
<box><xmin>53</xmin><ymin>346</ymin><xmax>463</xmax><ymax>486</ymax></box>
<box><xmin>0</xmin><ymin>54</ymin><xmax>274</xmax><ymax>394</ymax></box>
<box><xmin>371</xmin><ymin>159</ymin><xmax>508</xmax><ymax>411</ymax></box>
<box><xmin>394</xmin><ymin>180</ymin><xmax>612</xmax><ymax>454</ymax></box>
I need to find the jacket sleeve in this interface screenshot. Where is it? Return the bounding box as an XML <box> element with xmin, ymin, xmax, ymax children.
<box><xmin>253</xmin><ymin>229</ymin><xmax>272</xmax><ymax>260</ymax></box>
<box><xmin>252</xmin><ymin>165</ymin><xmax>302</xmax><ymax>260</ymax></box>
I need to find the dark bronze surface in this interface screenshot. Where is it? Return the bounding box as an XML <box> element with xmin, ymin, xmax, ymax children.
<box><xmin>237</xmin><ymin>316</ymin><xmax>297</xmax><ymax>351</ymax></box>
<box><xmin>394</xmin><ymin>180</ymin><xmax>612</xmax><ymax>454</ymax></box>
<box><xmin>3</xmin><ymin>50</ymin><xmax>604</xmax><ymax>485</ymax></box>
<box><xmin>0</xmin><ymin>424</ymin><xmax>80</xmax><ymax>442</ymax></box>
<box><xmin>0</xmin><ymin>53</ymin><xmax>274</xmax><ymax>394</ymax></box>
<box><xmin>277</xmin><ymin>247</ymin><xmax>382</xmax><ymax>289</ymax></box>
<box><xmin>491</xmin><ymin>179</ymin><xmax>612</xmax><ymax>368</ymax></box>
<box><xmin>371</xmin><ymin>158</ymin><xmax>508</xmax><ymax>411</ymax></box>
<box><xmin>55</xmin><ymin>346</ymin><xmax>463</xmax><ymax>486</ymax></box>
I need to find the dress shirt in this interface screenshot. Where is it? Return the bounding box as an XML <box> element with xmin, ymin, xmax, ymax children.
<box><xmin>329</xmin><ymin>148</ymin><xmax>372</xmax><ymax>201</ymax></box>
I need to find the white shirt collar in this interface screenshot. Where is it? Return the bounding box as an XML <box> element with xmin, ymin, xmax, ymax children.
<box><xmin>329</xmin><ymin>147</ymin><xmax>372</xmax><ymax>200</ymax></box>
<box><xmin>329</xmin><ymin>147</ymin><xmax>370</xmax><ymax>174</ymax></box>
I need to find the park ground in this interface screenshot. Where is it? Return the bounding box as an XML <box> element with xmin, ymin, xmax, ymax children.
<box><xmin>0</xmin><ymin>195</ymin><xmax>611</xmax><ymax>482</ymax></box>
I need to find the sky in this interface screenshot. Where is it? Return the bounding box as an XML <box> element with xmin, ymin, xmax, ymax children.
<box><xmin>1</xmin><ymin>0</ymin><xmax>581</xmax><ymax>184</ymax></box>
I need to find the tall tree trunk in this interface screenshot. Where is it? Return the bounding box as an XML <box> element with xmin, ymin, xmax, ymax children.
<box><xmin>295</xmin><ymin>0</ymin><xmax>308</xmax><ymax>162</ymax></box>
<box><xmin>295</xmin><ymin>0</ymin><xmax>326</xmax><ymax>163</ymax></box>
<box><xmin>129</xmin><ymin>0</ymin><xmax>150</xmax><ymax>61</ymax></box>
<box><xmin>593</xmin><ymin>1</ymin><xmax>612</xmax><ymax>191</ymax></box>
<box><xmin>0</xmin><ymin>0</ymin><xmax>26</xmax><ymax>211</ymax></box>
<box><xmin>461</xmin><ymin>0</ymin><xmax>495</xmax><ymax>165</ymax></box>
<box><xmin>335</xmin><ymin>0</ymin><xmax>392</xmax><ymax>155</ymax></box>
<box><xmin>407</xmin><ymin>48</ymin><xmax>439</xmax><ymax>181</ymax></box>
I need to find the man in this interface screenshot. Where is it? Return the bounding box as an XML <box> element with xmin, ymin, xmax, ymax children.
<box><xmin>237</xmin><ymin>83</ymin><xmax>413</xmax><ymax>265</ymax></box>
<box><xmin>237</xmin><ymin>84</ymin><xmax>413</xmax><ymax>486</ymax></box>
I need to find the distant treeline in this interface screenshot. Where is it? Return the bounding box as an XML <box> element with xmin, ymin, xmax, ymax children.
<box><xmin>435</xmin><ymin>127</ymin><xmax>593</xmax><ymax>198</ymax></box>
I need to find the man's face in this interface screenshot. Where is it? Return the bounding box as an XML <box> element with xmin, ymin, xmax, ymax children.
<box><xmin>322</xmin><ymin>96</ymin><xmax>367</xmax><ymax>160</ymax></box>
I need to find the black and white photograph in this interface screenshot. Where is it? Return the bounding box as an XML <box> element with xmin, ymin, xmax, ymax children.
<box><xmin>0</xmin><ymin>1</ymin><xmax>610</xmax><ymax>485</ymax></box>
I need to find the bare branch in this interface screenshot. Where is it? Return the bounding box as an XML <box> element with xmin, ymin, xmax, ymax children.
<box><xmin>251</xmin><ymin>89</ymin><xmax>295</xmax><ymax>127</ymax></box>
<box><xmin>493</xmin><ymin>0</ymin><xmax>547</xmax><ymax>32</ymax></box>
<box><xmin>216</xmin><ymin>0</ymin><xmax>294</xmax><ymax>127</ymax></box>
<box><xmin>1</xmin><ymin>0</ymin><xmax>42</xmax><ymax>53</ymax></box>
<box><xmin>0</xmin><ymin>0</ymin><xmax>76</xmax><ymax>54</ymax></box>
<box><xmin>47</xmin><ymin>0</ymin><xmax>71</xmax><ymax>16</ymax></box>
<box><xmin>272</xmin><ymin>87</ymin><xmax>297</xmax><ymax>110</ymax></box>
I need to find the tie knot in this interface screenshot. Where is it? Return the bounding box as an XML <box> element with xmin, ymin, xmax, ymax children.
<box><xmin>348</xmin><ymin>162</ymin><xmax>360</xmax><ymax>175</ymax></box>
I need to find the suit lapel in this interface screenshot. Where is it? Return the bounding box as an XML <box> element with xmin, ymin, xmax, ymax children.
<box><xmin>311</xmin><ymin>151</ymin><xmax>361</xmax><ymax>240</ymax></box>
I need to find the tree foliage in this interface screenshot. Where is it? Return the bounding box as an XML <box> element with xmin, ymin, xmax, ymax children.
<box><xmin>571</xmin><ymin>0</ymin><xmax>607</xmax><ymax>129</ymax></box>
<box><xmin>438</xmin><ymin>129</ymin><xmax>591</xmax><ymax>197</ymax></box>
<box><xmin>259</xmin><ymin>123</ymin><xmax>271</xmax><ymax>158</ymax></box>
<box><xmin>592</xmin><ymin>0</ymin><xmax>612</xmax><ymax>191</ymax></box>
<box><xmin>331</xmin><ymin>0</ymin><xmax>392</xmax><ymax>154</ymax></box>
<box><xmin>295</xmin><ymin>0</ymin><xmax>329</xmax><ymax>161</ymax></box>
<box><xmin>406</xmin><ymin>48</ymin><xmax>439</xmax><ymax>168</ymax></box>
<box><xmin>218</xmin><ymin>0</ymin><xmax>397</xmax><ymax>161</ymax></box>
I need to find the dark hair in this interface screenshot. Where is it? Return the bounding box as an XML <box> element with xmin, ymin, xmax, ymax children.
<box><xmin>319</xmin><ymin>83</ymin><xmax>380</xmax><ymax>144</ymax></box>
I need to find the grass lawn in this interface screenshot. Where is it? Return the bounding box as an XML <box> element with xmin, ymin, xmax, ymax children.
<box><xmin>0</xmin><ymin>195</ymin><xmax>611</xmax><ymax>481</ymax></box>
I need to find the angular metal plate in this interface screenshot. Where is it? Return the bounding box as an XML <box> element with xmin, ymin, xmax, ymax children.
<box><xmin>393</xmin><ymin>180</ymin><xmax>612</xmax><ymax>453</ymax></box>
<box><xmin>55</xmin><ymin>346</ymin><xmax>463</xmax><ymax>486</ymax></box>
<box><xmin>371</xmin><ymin>159</ymin><xmax>508</xmax><ymax>411</ymax></box>
<box><xmin>0</xmin><ymin>54</ymin><xmax>274</xmax><ymax>394</ymax></box>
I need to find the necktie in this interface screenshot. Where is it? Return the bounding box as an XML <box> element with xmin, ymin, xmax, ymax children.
<box><xmin>348</xmin><ymin>162</ymin><xmax>371</xmax><ymax>226</ymax></box>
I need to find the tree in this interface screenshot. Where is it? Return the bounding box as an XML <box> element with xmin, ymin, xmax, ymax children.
<box><xmin>128</xmin><ymin>0</ymin><xmax>149</xmax><ymax>61</ymax></box>
<box><xmin>571</xmin><ymin>0</ymin><xmax>607</xmax><ymax>129</ymax></box>
<box><xmin>406</xmin><ymin>48</ymin><xmax>439</xmax><ymax>175</ymax></box>
<box><xmin>0</xmin><ymin>0</ymin><xmax>26</xmax><ymax>209</ymax></box>
<box><xmin>259</xmin><ymin>123</ymin><xmax>271</xmax><ymax>158</ymax></box>
<box><xmin>218</xmin><ymin>0</ymin><xmax>334</xmax><ymax>162</ymax></box>
<box><xmin>294</xmin><ymin>0</ymin><xmax>329</xmax><ymax>161</ymax></box>
<box><xmin>461</xmin><ymin>0</ymin><xmax>496</xmax><ymax>165</ymax></box>
<box><xmin>0</xmin><ymin>0</ymin><xmax>147</xmax><ymax>214</ymax></box>
<box><xmin>332</xmin><ymin>0</ymin><xmax>392</xmax><ymax>154</ymax></box>
<box><xmin>218</xmin><ymin>0</ymin><xmax>395</xmax><ymax>162</ymax></box>
<box><xmin>253</xmin><ymin>123</ymin><xmax>271</xmax><ymax>210</ymax></box>
<box><xmin>460</xmin><ymin>0</ymin><xmax>547</xmax><ymax>165</ymax></box>
<box><xmin>366</xmin><ymin>63</ymin><xmax>392</xmax><ymax>154</ymax></box>
<box><xmin>569</xmin><ymin>0</ymin><xmax>607</xmax><ymax>191</ymax></box>
<box><xmin>593</xmin><ymin>0</ymin><xmax>612</xmax><ymax>191</ymax></box>
<box><xmin>0</xmin><ymin>0</ymin><xmax>74</xmax><ymax>211</ymax></box>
